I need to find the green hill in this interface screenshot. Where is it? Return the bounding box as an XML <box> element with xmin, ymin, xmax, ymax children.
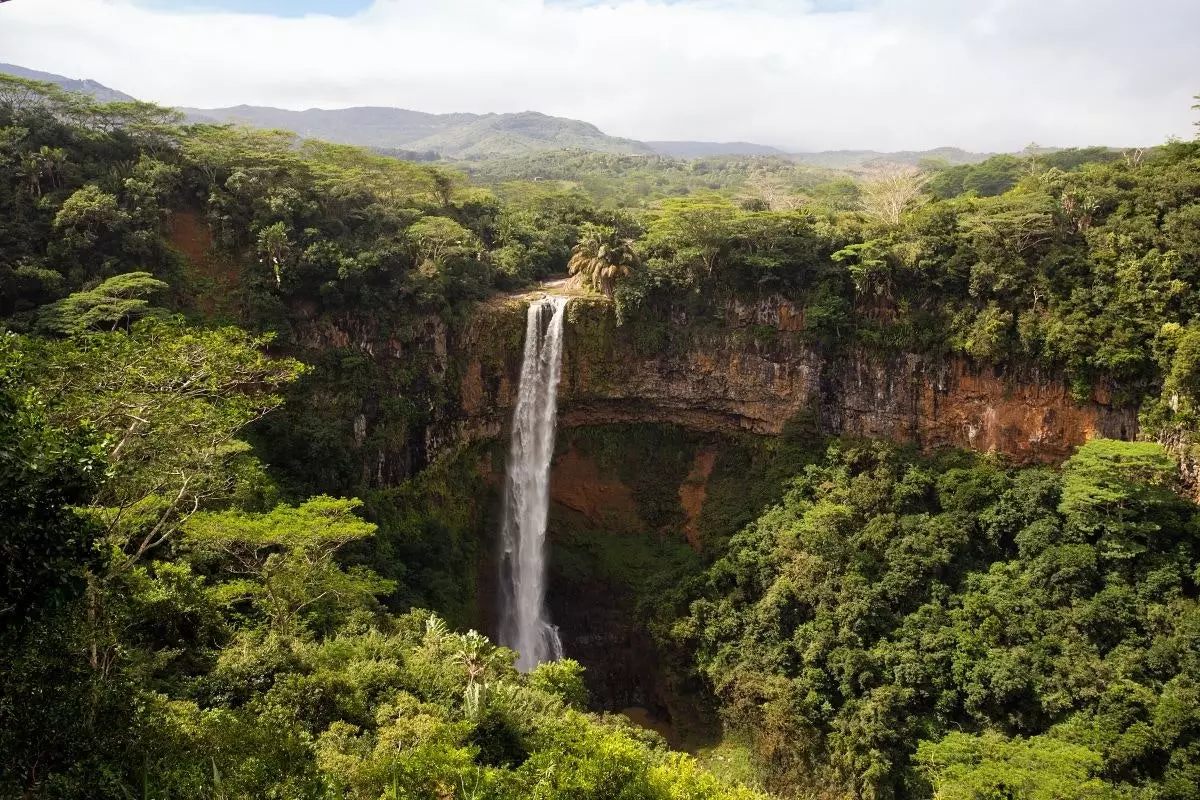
<box><xmin>181</xmin><ymin>104</ymin><xmax>654</xmax><ymax>159</ymax></box>
<box><xmin>0</xmin><ymin>62</ymin><xmax>136</xmax><ymax>103</ymax></box>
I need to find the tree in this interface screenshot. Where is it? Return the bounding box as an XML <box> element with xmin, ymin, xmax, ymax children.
<box><xmin>964</xmin><ymin>303</ymin><xmax>1015</xmax><ymax>361</ymax></box>
<box><xmin>646</xmin><ymin>195</ymin><xmax>742</xmax><ymax>280</ymax></box>
<box><xmin>22</xmin><ymin>145</ymin><xmax>68</xmax><ymax>198</ymax></box>
<box><xmin>407</xmin><ymin>215</ymin><xmax>479</xmax><ymax>276</ymax></box>
<box><xmin>184</xmin><ymin>496</ymin><xmax>392</xmax><ymax>636</ymax></box>
<box><xmin>0</xmin><ymin>338</ymin><xmax>103</xmax><ymax>628</ymax></box>
<box><xmin>300</xmin><ymin>139</ymin><xmax>440</xmax><ymax>205</ymax></box>
<box><xmin>527</xmin><ymin>658</ymin><xmax>588</xmax><ymax>708</ymax></box>
<box><xmin>256</xmin><ymin>221</ymin><xmax>292</xmax><ymax>286</ymax></box>
<box><xmin>963</xmin><ymin>154</ymin><xmax>1024</xmax><ymax>196</ymax></box>
<box><xmin>1059</xmin><ymin>439</ymin><xmax>1180</xmax><ymax>557</ymax></box>
<box><xmin>0</xmin><ymin>74</ymin><xmax>92</xmax><ymax>118</ymax></box>
<box><xmin>915</xmin><ymin>732</ymin><xmax>1118</xmax><ymax>800</ymax></box>
<box><xmin>426</xmin><ymin>166</ymin><xmax>464</xmax><ymax>208</ymax></box>
<box><xmin>49</xmin><ymin>184</ymin><xmax>135</xmax><ymax>286</ymax></box>
<box><xmin>960</xmin><ymin>193</ymin><xmax>1059</xmax><ymax>257</ymax></box>
<box><xmin>859</xmin><ymin>164</ymin><xmax>928</xmax><ymax>225</ymax></box>
<box><xmin>36</xmin><ymin>271</ymin><xmax>168</xmax><ymax>334</ymax></box>
<box><xmin>21</xmin><ymin>318</ymin><xmax>304</xmax><ymax>565</ymax></box>
<box><xmin>568</xmin><ymin>223</ymin><xmax>637</xmax><ymax>296</ymax></box>
<box><xmin>53</xmin><ymin>184</ymin><xmax>128</xmax><ymax>243</ymax></box>
<box><xmin>832</xmin><ymin>239</ymin><xmax>893</xmax><ymax>298</ymax></box>
<box><xmin>742</xmin><ymin>175</ymin><xmax>805</xmax><ymax>211</ymax></box>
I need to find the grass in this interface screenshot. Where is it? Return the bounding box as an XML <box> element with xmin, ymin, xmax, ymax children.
<box><xmin>691</xmin><ymin>734</ymin><xmax>764</xmax><ymax>791</ymax></box>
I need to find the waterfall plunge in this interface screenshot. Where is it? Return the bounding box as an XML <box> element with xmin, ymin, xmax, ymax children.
<box><xmin>499</xmin><ymin>295</ymin><xmax>567</xmax><ymax>672</ymax></box>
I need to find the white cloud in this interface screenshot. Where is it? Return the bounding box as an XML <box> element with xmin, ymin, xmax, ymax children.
<box><xmin>1</xmin><ymin>0</ymin><xmax>1196</xmax><ymax>151</ymax></box>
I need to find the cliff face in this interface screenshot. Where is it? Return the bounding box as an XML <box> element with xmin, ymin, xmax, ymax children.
<box><xmin>460</xmin><ymin>292</ymin><xmax>1144</xmax><ymax>720</ymax></box>
<box><xmin>169</xmin><ymin>208</ymin><xmax>1145</xmax><ymax>720</ymax></box>
<box><xmin>457</xmin><ymin>294</ymin><xmax>1138</xmax><ymax>466</ymax></box>
<box><xmin>172</xmin><ymin>202</ymin><xmax>1134</xmax><ymax>487</ymax></box>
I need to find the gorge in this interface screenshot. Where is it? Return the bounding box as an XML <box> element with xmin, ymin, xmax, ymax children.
<box><xmin>6</xmin><ymin>72</ymin><xmax>1199</xmax><ymax>799</ymax></box>
<box><xmin>456</xmin><ymin>294</ymin><xmax>1138</xmax><ymax>467</ymax></box>
<box><xmin>445</xmin><ymin>290</ymin><xmax>1144</xmax><ymax>727</ymax></box>
<box><xmin>247</xmin><ymin>261</ymin><xmax>1147</xmax><ymax>717</ymax></box>
<box><xmin>247</xmin><ymin>273</ymin><xmax>1150</xmax><ymax>730</ymax></box>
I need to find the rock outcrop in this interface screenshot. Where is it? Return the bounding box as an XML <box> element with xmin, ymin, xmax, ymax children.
<box><xmin>457</xmin><ymin>294</ymin><xmax>1137</xmax><ymax>466</ymax></box>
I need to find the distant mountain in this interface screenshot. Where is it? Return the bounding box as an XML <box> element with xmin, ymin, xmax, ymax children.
<box><xmin>791</xmin><ymin>147</ymin><xmax>993</xmax><ymax>171</ymax></box>
<box><xmin>179</xmin><ymin>104</ymin><xmax>476</xmax><ymax>141</ymax></box>
<box><xmin>0</xmin><ymin>63</ymin><xmax>1000</xmax><ymax>166</ymax></box>
<box><xmin>180</xmin><ymin>105</ymin><xmax>655</xmax><ymax>160</ymax></box>
<box><xmin>646</xmin><ymin>141</ymin><xmax>788</xmax><ymax>158</ymax></box>
<box><xmin>0</xmin><ymin>63</ymin><xmax>137</xmax><ymax>103</ymax></box>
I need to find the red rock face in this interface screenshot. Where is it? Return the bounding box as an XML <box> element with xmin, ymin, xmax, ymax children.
<box><xmin>548</xmin><ymin>447</ymin><xmax>642</xmax><ymax>529</ymax></box>
<box><xmin>167</xmin><ymin>209</ymin><xmax>243</xmax><ymax>318</ymax></box>
<box><xmin>678</xmin><ymin>449</ymin><xmax>718</xmax><ymax>549</ymax></box>
<box><xmin>458</xmin><ymin>296</ymin><xmax>1137</xmax><ymax>466</ymax></box>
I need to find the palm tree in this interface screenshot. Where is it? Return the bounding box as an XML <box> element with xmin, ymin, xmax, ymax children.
<box><xmin>568</xmin><ymin>224</ymin><xmax>637</xmax><ymax>297</ymax></box>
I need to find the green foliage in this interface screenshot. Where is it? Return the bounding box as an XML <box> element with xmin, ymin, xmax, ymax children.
<box><xmin>130</xmin><ymin>614</ymin><xmax>765</xmax><ymax>800</ymax></box>
<box><xmin>914</xmin><ymin>732</ymin><xmax>1117</xmax><ymax>799</ymax></box>
<box><xmin>645</xmin><ymin>194</ymin><xmax>744</xmax><ymax>280</ymax></box>
<box><xmin>569</xmin><ymin>222</ymin><xmax>638</xmax><ymax>296</ymax></box>
<box><xmin>185</xmin><ymin>496</ymin><xmax>393</xmax><ymax>636</ymax></box>
<box><xmin>0</xmin><ymin>338</ymin><xmax>103</xmax><ymax>629</ymax></box>
<box><xmin>684</xmin><ymin>440</ymin><xmax>1200</xmax><ymax>798</ymax></box>
<box><xmin>927</xmin><ymin>149</ymin><xmax>1123</xmax><ymax>200</ymax></box>
<box><xmin>528</xmin><ymin>658</ymin><xmax>589</xmax><ymax>708</ymax></box>
<box><xmin>36</xmin><ymin>271</ymin><xmax>168</xmax><ymax>334</ymax></box>
<box><xmin>459</xmin><ymin>150</ymin><xmax>835</xmax><ymax>209</ymax></box>
<box><xmin>0</xmin><ymin>326</ymin><xmax>756</xmax><ymax>798</ymax></box>
<box><xmin>1059</xmin><ymin>440</ymin><xmax>1182</xmax><ymax>558</ymax></box>
<box><xmin>407</xmin><ymin>215</ymin><xmax>480</xmax><ymax>275</ymax></box>
<box><xmin>0</xmin><ymin>370</ymin><xmax>110</xmax><ymax>798</ymax></box>
<box><xmin>362</xmin><ymin>446</ymin><xmax>492</xmax><ymax>629</ymax></box>
<box><xmin>18</xmin><ymin>319</ymin><xmax>303</xmax><ymax>564</ymax></box>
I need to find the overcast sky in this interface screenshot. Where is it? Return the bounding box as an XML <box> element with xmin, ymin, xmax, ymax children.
<box><xmin>1</xmin><ymin>0</ymin><xmax>1197</xmax><ymax>151</ymax></box>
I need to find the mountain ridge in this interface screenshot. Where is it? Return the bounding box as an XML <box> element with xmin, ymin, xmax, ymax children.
<box><xmin>1</xmin><ymin>63</ymin><xmax>994</xmax><ymax>164</ymax></box>
<box><xmin>646</xmin><ymin>140</ymin><xmax>789</xmax><ymax>158</ymax></box>
<box><xmin>180</xmin><ymin>104</ymin><xmax>656</xmax><ymax>159</ymax></box>
<box><xmin>0</xmin><ymin>62</ymin><xmax>137</xmax><ymax>103</ymax></box>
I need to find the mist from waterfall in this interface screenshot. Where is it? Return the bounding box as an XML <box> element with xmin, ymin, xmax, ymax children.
<box><xmin>498</xmin><ymin>295</ymin><xmax>567</xmax><ymax>672</ymax></box>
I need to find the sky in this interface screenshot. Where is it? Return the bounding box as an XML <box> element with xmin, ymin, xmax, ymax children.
<box><xmin>1</xmin><ymin>0</ymin><xmax>1197</xmax><ymax>152</ymax></box>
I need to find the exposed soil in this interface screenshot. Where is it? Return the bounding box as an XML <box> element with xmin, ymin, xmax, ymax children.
<box><xmin>166</xmin><ymin>209</ymin><xmax>242</xmax><ymax>319</ymax></box>
<box><xmin>549</xmin><ymin>447</ymin><xmax>641</xmax><ymax>529</ymax></box>
<box><xmin>678</xmin><ymin>449</ymin><xmax>718</xmax><ymax>550</ymax></box>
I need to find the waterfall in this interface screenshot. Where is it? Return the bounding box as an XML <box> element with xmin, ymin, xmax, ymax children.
<box><xmin>498</xmin><ymin>295</ymin><xmax>567</xmax><ymax>672</ymax></box>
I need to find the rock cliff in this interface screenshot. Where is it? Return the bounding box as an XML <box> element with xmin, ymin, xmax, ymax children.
<box><xmin>171</xmin><ymin>202</ymin><xmax>1134</xmax><ymax>485</ymax></box>
<box><xmin>456</xmin><ymin>293</ymin><xmax>1137</xmax><ymax>466</ymax></box>
<box><xmin>457</xmin><ymin>292</ymin><xmax>1141</xmax><ymax>721</ymax></box>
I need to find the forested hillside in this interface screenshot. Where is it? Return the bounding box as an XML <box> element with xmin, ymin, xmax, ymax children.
<box><xmin>180</xmin><ymin>106</ymin><xmax>656</xmax><ymax>160</ymax></box>
<box><xmin>683</xmin><ymin>440</ymin><xmax>1200</xmax><ymax>797</ymax></box>
<box><xmin>0</xmin><ymin>74</ymin><xmax>761</xmax><ymax>799</ymax></box>
<box><xmin>2</xmin><ymin>70</ymin><xmax>1200</xmax><ymax>800</ymax></box>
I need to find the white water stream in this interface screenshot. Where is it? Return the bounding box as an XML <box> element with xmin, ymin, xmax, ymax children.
<box><xmin>498</xmin><ymin>295</ymin><xmax>567</xmax><ymax>672</ymax></box>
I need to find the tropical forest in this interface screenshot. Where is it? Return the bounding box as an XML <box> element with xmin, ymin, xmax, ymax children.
<box><xmin>1</xmin><ymin>14</ymin><xmax>1200</xmax><ymax>800</ymax></box>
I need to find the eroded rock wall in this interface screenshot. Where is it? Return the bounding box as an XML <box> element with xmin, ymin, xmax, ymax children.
<box><xmin>457</xmin><ymin>294</ymin><xmax>1137</xmax><ymax>465</ymax></box>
